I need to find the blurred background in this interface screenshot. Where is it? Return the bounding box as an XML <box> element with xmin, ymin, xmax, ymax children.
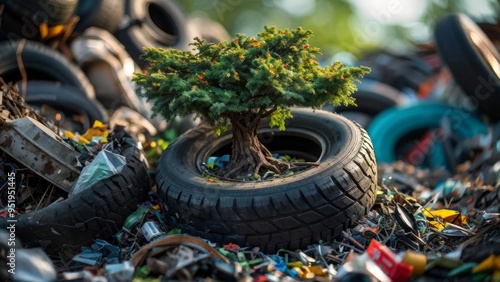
<box><xmin>180</xmin><ymin>0</ymin><xmax>499</xmax><ymax>62</ymax></box>
<box><xmin>0</xmin><ymin>0</ymin><xmax>499</xmax><ymax>171</ymax></box>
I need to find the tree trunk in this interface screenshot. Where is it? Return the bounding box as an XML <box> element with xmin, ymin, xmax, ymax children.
<box><xmin>218</xmin><ymin>117</ymin><xmax>286</xmax><ymax>179</ymax></box>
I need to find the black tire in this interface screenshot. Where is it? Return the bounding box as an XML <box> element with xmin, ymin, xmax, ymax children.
<box><xmin>324</xmin><ymin>79</ymin><xmax>404</xmax><ymax>128</ymax></box>
<box><xmin>20</xmin><ymin>81</ymin><xmax>109</xmax><ymax>131</ymax></box>
<box><xmin>74</xmin><ymin>0</ymin><xmax>125</xmax><ymax>33</ymax></box>
<box><xmin>435</xmin><ymin>13</ymin><xmax>500</xmax><ymax>121</ymax></box>
<box><xmin>0</xmin><ymin>132</ymin><xmax>150</xmax><ymax>256</ymax></box>
<box><xmin>0</xmin><ymin>40</ymin><xmax>95</xmax><ymax>99</ymax></box>
<box><xmin>0</xmin><ymin>5</ymin><xmax>43</xmax><ymax>42</ymax></box>
<box><xmin>4</xmin><ymin>0</ymin><xmax>78</xmax><ymax>26</ymax></box>
<box><xmin>114</xmin><ymin>0</ymin><xmax>193</xmax><ymax>69</ymax></box>
<box><xmin>359</xmin><ymin>50</ymin><xmax>434</xmax><ymax>92</ymax></box>
<box><xmin>156</xmin><ymin>108</ymin><xmax>378</xmax><ymax>253</ymax></box>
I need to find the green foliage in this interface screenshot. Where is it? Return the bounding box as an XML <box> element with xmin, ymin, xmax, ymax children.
<box><xmin>269</xmin><ymin>107</ymin><xmax>292</xmax><ymax>131</ymax></box>
<box><xmin>133</xmin><ymin>26</ymin><xmax>369</xmax><ymax>133</ymax></box>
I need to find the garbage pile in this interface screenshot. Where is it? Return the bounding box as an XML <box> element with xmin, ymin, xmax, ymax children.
<box><xmin>51</xmin><ymin>158</ymin><xmax>500</xmax><ymax>281</ymax></box>
<box><xmin>60</xmin><ymin>124</ymin><xmax>490</xmax><ymax>281</ymax></box>
<box><xmin>0</xmin><ymin>79</ymin><xmax>51</xmax><ymax>127</ymax></box>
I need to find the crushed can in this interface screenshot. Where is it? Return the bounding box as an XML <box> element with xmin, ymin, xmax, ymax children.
<box><xmin>141</xmin><ymin>221</ymin><xmax>165</xmax><ymax>242</ymax></box>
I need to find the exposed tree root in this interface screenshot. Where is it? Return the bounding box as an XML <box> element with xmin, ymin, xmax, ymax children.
<box><xmin>212</xmin><ymin>155</ymin><xmax>319</xmax><ymax>181</ymax></box>
<box><xmin>210</xmin><ymin>115</ymin><xmax>321</xmax><ymax>180</ymax></box>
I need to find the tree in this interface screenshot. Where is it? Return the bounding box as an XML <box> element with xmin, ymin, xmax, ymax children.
<box><xmin>133</xmin><ymin>26</ymin><xmax>369</xmax><ymax>178</ymax></box>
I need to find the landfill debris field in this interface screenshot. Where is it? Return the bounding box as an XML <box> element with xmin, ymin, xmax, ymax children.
<box><xmin>1</xmin><ymin>1</ymin><xmax>500</xmax><ymax>281</ymax></box>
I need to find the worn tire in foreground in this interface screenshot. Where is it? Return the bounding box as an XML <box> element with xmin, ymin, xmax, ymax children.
<box><xmin>0</xmin><ymin>132</ymin><xmax>150</xmax><ymax>256</ymax></box>
<box><xmin>156</xmin><ymin>108</ymin><xmax>377</xmax><ymax>253</ymax></box>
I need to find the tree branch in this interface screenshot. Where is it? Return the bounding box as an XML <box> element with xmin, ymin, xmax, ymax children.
<box><xmin>249</xmin><ymin>108</ymin><xmax>266</xmax><ymax>128</ymax></box>
<box><xmin>262</xmin><ymin>105</ymin><xmax>278</xmax><ymax>118</ymax></box>
<box><xmin>233</xmin><ymin>119</ymin><xmax>246</xmax><ymax>131</ymax></box>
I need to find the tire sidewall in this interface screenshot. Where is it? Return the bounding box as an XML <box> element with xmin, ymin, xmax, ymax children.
<box><xmin>435</xmin><ymin>13</ymin><xmax>500</xmax><ymax>120</ymax></box>
<box><xmin>334</xmin><ymin>80</ymin><xmax>404</xmax><ymax>117</ymax></box>
<box><xmin>0</xmin><ymin>41</ymin><xmax>96</xmax><ymax>99</ymax></box>
<box><xmin>129</xmin><ymin>0</ymin><xmax>190</xmax><ymax>50</ymax></box>
<box><xmin>22</xmin><ymin>81</ymin><xmax>109</xmax><ymax>129</ymax></box>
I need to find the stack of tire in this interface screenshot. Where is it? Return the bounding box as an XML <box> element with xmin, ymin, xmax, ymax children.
<box><xmin>0</xmin><ymin>0</ymin><xmax>223</xmax><ymax>256</ymax></box>
<box><xmin>324</xmin><ymin>46</ymin><xmax>440</xmax><ymax>129</ymax></box>
<box><xmin>0</xmin><ymin>0</ymin><xmax>211</xmax><ymax>132</ymax></box>
<box><xmin>365</xmin><ymin>14</ymin><xmax>497</xmax><ymax>173</ymax></box>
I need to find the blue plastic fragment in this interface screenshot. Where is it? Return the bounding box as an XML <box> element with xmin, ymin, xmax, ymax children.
<box><xmin>91</xmin><ymin>239</ymin><xmax>120</xmax><ymax>263</ymax></box>
<box><xmin>288</xmin><ymin>268</ymin><xmax>300</xmax><ymax>278</ymax></box>
<box><xmin>72</xmin><ymin>250</ymin><xmax>102</xmax><ymax>265</ymax></box>
<box><xmin>219</xmin><ymin>154</ymin><xmax>230</xmax><ymax>162</ymax></box>
<box><xmin>207</xmin><ymin>156</ymin><xmax>220</xmax><ymax>166</ymax></box>
<box><xmin>269</xmin><ymin>255</ymin><xmax>288</xmax><ymax>273</ymax></box>
<box><xmin>218</xmin><ymin>154</ymin><xmax>231</xmax><ymax>168</ymax></box>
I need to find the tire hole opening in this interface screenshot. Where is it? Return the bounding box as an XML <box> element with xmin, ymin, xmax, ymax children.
<box><xmin>206</xmin><ymin>130</ymin><xmax>323</xmax><ymax>163</ymax></box>
<box><xmin>146</xmin><ymin>2</ymin><xmax>179</xmax><ymax>45</ymax></box>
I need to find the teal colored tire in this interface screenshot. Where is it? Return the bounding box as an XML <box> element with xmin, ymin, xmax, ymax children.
<box><xmin>367</xmin><ymin>102</ymin><xmax>488</xmax><ymax>170</ymax></box>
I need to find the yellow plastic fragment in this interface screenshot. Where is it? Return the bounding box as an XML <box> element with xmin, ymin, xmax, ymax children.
<box><xmin>402</xmin><ymin>250</ymin><xmax>427</xmax><ymax>277</ymax></box>
<box><xmin>92</xmin><ymin>120</ymin><xmax>103</xmax><ymax>128</ymax></box>
<box><xmin>39</xmin><ymin>23</ymin><xmax>65</xmax><ymax>40</ymax></box>
<box><xmin>293</xmin><ymin>267</ymin><xmax>305</xmax><ymax>278</ymax></box>
<box><xmin>77</xmin><ymin>135</ymin><xmax>90</xmax><ymax>145</ymax></box>
<box><xmin>307</xmin><ymin>265</ymin><xmax>328</xmax><ymax>277</ymax></box>
<box><xmin>405</xmin><ymin>196</ymin><xmax>418</xmax><ymax>203</ymax></box>
<box><xmin>473</xmin><ymin>255</ymin><xmax>500</xmax><ymax>273</ymax></box>
<box><xmin>423</xmin><ymin>208</ymin><xmax>433</xmax><ymax>218</ymax></box>
<box><xmin>423</xmin><ymin>209</ymin><xmax>467</xmax><ymax>225</ymax></box>
<box><xmin>286</xmin><ymin>261</ymin><xmax>303</xmax><ymax>268</ymax></box>
<box><xmin>493</xmin><ymin>269</ymin><xmax>500</xmax><ymax>282</ymax></box>
<box><xmin>64</xmin><ymin>130</ymin><xmax>74</xmax><ymax>139</ymax></box>
<box><xmin>428</xmin><ymin>220</ymin><xmax>446</xmax><ymax>231</ymax></box>
<box><xmin>83</xmin><ymin>128</ymin><xmax>103</xmax><ymax>140</ymax></box>
<box><xmin>39</xmin><ymin>23</ymin><xmax>48</xmax><ymax>39</ymax></box>
<box><xmin>48</xmin><ymin>25</ymin><xmax>65</xmax><ymax>38</ymax></box>
<box><xmin>101</xmin><ymin>130</ymin><xmax>109</xmax><ymax>143</ymax></box>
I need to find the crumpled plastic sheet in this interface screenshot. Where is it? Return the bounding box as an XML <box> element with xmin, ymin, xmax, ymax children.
<box><xmin>70</xmin><ymin>147</ymin><xmax>126</xmax><ymax>196</ymax></box>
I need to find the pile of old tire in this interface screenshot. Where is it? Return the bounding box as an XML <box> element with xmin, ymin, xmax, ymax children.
<box><xmin>114</xmin><ymin>0</ymin><xmax>198</xmax><ymax>69</ymax></box>
<box><xmin>155</xmin><ymin>108</ymin><xmax>378</xmax><ymax>253</ymax></box>
<box><xmin>359</xmin><ymin>49</ymin><xmax>436</xmax><ymax>94</ymax></box>
<box><xmin>0</xmin><ymin>0</ymin><xmax>221</xmax><ymax>134</ymax></box>
<box><xmin>0</xmin><ymin>130</ymin><xmax>151</xmax><ymax>256</ymax></box>
<box><xmin>0</xmin><ymin>0</ymin><xmax>78</xmax><ymax>41</ymax></box>
<box><xmin>0</xmin><ymin>40</ymin><xmax>109</xmax><ymax>132</ymax></box>
<box><xmin>20</xmin><ymin>82</ymin><xmax>108</xmax><ymax>133</ymax></box>
<box><xmin>323</xmin><ymin>79</ymin><xmax>405</xmax><ymax>128</ymax></box>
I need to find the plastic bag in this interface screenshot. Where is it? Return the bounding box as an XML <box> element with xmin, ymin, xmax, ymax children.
<box><xmin>70</xmin><ymin>149</ymin><xmax>126</xmax><ymax>195</ymax></box>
